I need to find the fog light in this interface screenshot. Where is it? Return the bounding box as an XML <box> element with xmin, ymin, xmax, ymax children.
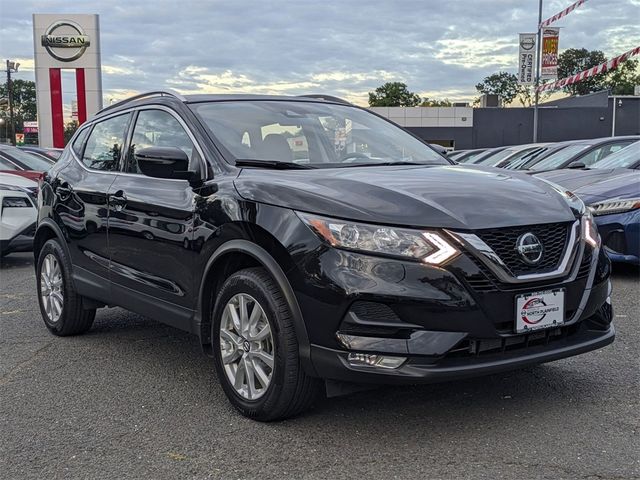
<box><xmin>347</xmin><ymin>353</ymin><xmax>406</xmax><ymax>369</ymax></box>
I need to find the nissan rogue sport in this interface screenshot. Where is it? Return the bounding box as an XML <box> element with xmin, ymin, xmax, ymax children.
<box><xmin>34</xmin><ymin>91</ymin><xmax>614</xmax><ymax>421</ymax></box>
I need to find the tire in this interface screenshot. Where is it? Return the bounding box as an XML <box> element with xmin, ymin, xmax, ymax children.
<box><xmin>211</xmin><ymin>267</ymin><xmax>322</xmax><ymax>421</ymax></box>
<box><xmin>36</xmin><ymin>239</ymin><xmax>96</xmax><ymax>336</ymax></box>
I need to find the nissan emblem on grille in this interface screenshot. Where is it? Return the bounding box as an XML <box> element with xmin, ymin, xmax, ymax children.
<box><xmin>516</xmin><ymin>232</ymin><xmax>544</xmax><ymax>265</ymax></box>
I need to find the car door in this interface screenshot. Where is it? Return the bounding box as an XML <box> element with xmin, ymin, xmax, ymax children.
<box><xmin>53</xmin><ymin>113</ymin><xmax>131</xmax><ymax>297</ymax></box>
<box><xmin>107</xmin><ymin>107</ymin><xmax>201</xmax><ymax>328</ymax></box>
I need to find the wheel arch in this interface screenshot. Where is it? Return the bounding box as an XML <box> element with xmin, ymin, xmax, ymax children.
<box><xmin>195</xmin><ymin>238</ymin><xmax>317</xmax><ymax>377</ymax></box>
<box><xmin>33</xmin><ymin>219</ymin><xmax>69</xmax><ymax>266</ymax></box>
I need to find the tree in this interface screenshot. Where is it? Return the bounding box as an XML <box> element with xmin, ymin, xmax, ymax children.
<box><xmin>64</xmin><ymin>120</ymin><xmax>79</xmax><ymax>145</ymax></box>
<box><xmin>368</xmin><ymin>82</ymin><xmax>421</xmax><ymax>107</ymax></box>
<box><xmin>557</xmin><ymin>48</ymin><xmax>607</xmax><ymax>95</ymax></box>
<box><xmin>475</xmin><ymin>72</ymin><xmax>520</xmax><ymax>105</ymax></box>
<box><xmin>605</xmin><ymin>59</ymin><xmax>640</xmax><ymax>95</ymax></box>
<box><xmin>0</xmin><ymin>79</ymin><xmax>37</xmax><ymax>123</ymax></box>
<box><xmin>421</xmin><ymin>97</ymin><xmax>452</xmax><ymax>107</ymax></box>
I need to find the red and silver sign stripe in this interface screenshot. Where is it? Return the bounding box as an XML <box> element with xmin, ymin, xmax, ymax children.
<box><xmin>536</xmin><ymin>45</ymin><xmax>640</xmax><ymax>93</ymax></box>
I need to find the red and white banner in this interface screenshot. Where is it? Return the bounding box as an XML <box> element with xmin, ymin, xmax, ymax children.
<box><xmin>536</xmin><ymin>45</ymin><xmax>640</xmax><ymax>92</ymax></box>
<box><xmin>540</xmin><ymin>0</ymin><xmax>588</xmax><ymax>29</ymax></box>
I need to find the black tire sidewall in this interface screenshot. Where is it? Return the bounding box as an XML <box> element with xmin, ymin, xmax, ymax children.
<box><xmin>211</xmin><ymin>270</ymin><xmax>290</xmax><ymax>417</ymax></box>
<box><xmin>36</xmin><ymin>239</ymin><xmax>73</xmax><ymax>334</ymax></box>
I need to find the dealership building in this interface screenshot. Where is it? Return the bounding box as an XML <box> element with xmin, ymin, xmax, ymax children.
<box><xmin>369</xmin><ymin>91</ymin><xmax>640</xmax><ymax>150</ymax></box>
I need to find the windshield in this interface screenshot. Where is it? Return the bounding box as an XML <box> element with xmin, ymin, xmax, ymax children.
<box><xmin>592</xmin><ymin>141</ymin><xmax>640</xmax><ymax>169</ymax></box>
<box><xmin>529</xmin><ymin>144</ymin><xmax>591</xmax><ymax>171</ymax></box>
<box><xmin>0</xmin><ymin>147</ymin><xmax>53</xmax><ymax>171</ymax></box>
<box><xmin>475</xmin><ymin>148</ymin><xmax>517</xmax><ymax>166</ymax></box>
<box><xmin>190</xmin><ymin>101</ymin><xmax>449</xmax><ymax>167</ymax></box>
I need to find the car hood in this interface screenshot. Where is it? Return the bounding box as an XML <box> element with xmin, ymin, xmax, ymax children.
<box><xmin>234</xmin><ymin>164</ymin><xmax>577</xmax><ymax>230</ymax></box>
<box><xmin>534</xmin><ymin>168</ymin><xmax>632</xmax><ymax>191</ymax></box>
<box><xmin>571</xmin><ymin>170</ymin><xmax>640</xmax><ymax>205</ymax></box>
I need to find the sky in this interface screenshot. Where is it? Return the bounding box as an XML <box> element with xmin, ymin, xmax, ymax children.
<box><xmin>0</xmin><ymin>0</ymin><xmax>639</xmax><ymax>109</ymax></box>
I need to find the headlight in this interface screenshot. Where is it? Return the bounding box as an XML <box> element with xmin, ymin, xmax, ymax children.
<box><xmin>583</xmin><ymin>210</ymin><xmax>600</xmax><ymax>248</ymax></box>
<box><xmin>297</xmin><ymin>212</ymin><xmax>459</xmax><ymax>265</ymax></box>
<box><xmin>589</xmin><ymin>198</ymin><xmax>640</xmax><ymax>216</ymax></box>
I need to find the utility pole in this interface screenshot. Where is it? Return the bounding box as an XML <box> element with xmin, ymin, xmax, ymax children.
<box><xmin>532</xmin><ymin>0</ymin><xmax>543</xmax><ymax>143</ymax></box>
<box><xmin>5</xmin><ymin>60</ymin><xmax>19</xmax><ymax>146</ymax></box>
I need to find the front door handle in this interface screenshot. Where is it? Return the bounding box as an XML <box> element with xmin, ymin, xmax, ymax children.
<box><xmin>110</xmin><ymin>190</ymin><xmax>127</xmax><ymax>211</ymax></box>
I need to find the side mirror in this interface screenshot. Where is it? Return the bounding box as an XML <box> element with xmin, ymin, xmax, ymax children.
<box><xmin>567</xmin><ymin>161</ymin><xmax>586</xmax><ymax>169</ymax></box>
<box><xmin>135</xmin><ymin>146</ymin><xmax>198</xmax><ymax>182</ymax></box>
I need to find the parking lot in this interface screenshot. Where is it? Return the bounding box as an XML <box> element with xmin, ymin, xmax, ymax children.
<box><xmin>0</xmin><ymin>252</ymin><xmax>637</xmax><ymax>479</ymax></box>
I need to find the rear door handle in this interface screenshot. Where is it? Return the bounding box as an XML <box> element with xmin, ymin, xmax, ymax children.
<box><xmin>110</xmin><ymin>190</ymin><xmax>127</xmax><ymax>211</ymax></box>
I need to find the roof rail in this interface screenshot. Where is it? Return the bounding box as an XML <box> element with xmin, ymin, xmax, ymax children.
<box><xmin>298</xmin><ymin>94</ymin><xmax>352</xmax><ymax>105</ymax></box>
<box><xmin>98</xmin><ymin>89</ymin><xmax>187</xmax><ymax>115</ymax></box>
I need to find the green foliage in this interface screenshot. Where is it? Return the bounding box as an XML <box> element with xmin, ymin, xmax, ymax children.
<box><xmin>558</xmin><ymin>48</ymin><xmax>608</xmax><ymax>95</ymax></box>
<box><xmin>605</xmin><ymin>59</ymin><xmax>640</xmax><ymax>95</ymax></box>
<box><xmin>0</xmin><ymin>79</ymin><xmax>37</xmax><ymax>123</ymax></box>
<box><xmin>475</xmin><ymin>72</ymin><xmax>520</xmax><ymax>105</ymax></box>
<box><xmin>64</xmin><ymin>120</ymin><xmax>79</xmax><ymax>145</ymax></box>
<box><xmin>421</xmin><ymin>97</ymin><xmax>452</xmax><ymax>107</ymax></box>
<box><xmin>368</xmin><ymin>82</ymin><xmax>421</xmax><ymax>107</ymax></box>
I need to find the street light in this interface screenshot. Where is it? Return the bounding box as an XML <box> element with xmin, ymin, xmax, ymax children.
<box><xmin>5</xmin><ymin>60</ymin><xmax>20</xmax><ymax>146</ymax></box>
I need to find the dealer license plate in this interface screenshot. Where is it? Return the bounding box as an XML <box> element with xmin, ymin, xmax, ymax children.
<box><xmin>515</xmin><ymin>289</ymin><xmax>565</xmax><ymax>333</ymax></box>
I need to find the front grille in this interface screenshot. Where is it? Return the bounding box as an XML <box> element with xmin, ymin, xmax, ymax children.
<box><xmin>577</xmin><ymin>247</ymin><xmax>592</xmax><ymax>279</ymax></box>
<box><xmin>475</xmin><ymin>222</ymin><xmax>571</xmax><ymax>275</ymax></box>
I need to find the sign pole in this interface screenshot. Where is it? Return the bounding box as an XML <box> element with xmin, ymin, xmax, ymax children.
<box><xmin>532</xmin><ymin>0</ymin><xmax>543</xmax><ymax>143</ymax></box>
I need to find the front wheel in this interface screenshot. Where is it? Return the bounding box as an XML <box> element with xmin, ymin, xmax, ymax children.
<box><xmin>36</xmin><ymin>239</ymin><xmax>96</xmax><ymax>336</ymax></box>
<box><xmin>211</xmin><ymin>267</ymin><xmax>321</xmax><ymax>421</ymax></box>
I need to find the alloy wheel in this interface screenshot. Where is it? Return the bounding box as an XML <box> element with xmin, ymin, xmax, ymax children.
<box><xmin>219</xmin><ymin>293</ymin><xmax>275</xmax><ymax>400</ymax></box>
<box><xmin>40</xmin><ymin>253</ymin><xmax>64</xmax><ymax>322</ymax></box>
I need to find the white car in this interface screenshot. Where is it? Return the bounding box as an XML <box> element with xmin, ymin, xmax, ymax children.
<box><xmin>0</xmin><ymin>172</ymin><xmax>38</xmax><ymax>257</ymax></box>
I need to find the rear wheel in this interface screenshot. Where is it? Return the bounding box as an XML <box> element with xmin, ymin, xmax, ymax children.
<box><xmin>36</xmin><ymin>239</ymin><xmax>96</xmax><ymax>336</ymax></box>
<box><xmin>211</xmin><ymin>267</ymin><xmax>321</xmax><ymax>421</ymax></box>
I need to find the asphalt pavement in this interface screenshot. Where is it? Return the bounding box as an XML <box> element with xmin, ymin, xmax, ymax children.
<box><xmin>1</xmin><ymin>252</ymin><xmax>638</xmax><ymax>480</ymax></box>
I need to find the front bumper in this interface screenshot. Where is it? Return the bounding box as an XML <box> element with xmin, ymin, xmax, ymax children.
<box><xmin>288</xmin><ymin>223</ymin><xmax>613</xmax><ymax>383</ymax></box>
<box><xmin>594</xmin><ymin>209</ymin><xmax>640</xmax><ymax>265</ymax></box>
<box><xmin>0</xmin><ymin>222</ymin><xmax>36</xmax><ymax>255</ymax></box>
<box><xmin>311</xmin><ymin>322</ymin><xmax>614</xmax><ymax>385</ymax></box>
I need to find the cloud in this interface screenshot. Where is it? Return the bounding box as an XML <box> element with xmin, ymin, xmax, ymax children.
<box><xmin>0</xmin><ymin>0</ymin><xmax>636</xmax><ymax>108</ymax></box>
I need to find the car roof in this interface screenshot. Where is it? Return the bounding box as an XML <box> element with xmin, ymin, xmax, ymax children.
<box><xmin>93</xmin><ymin>91</ymin><xmax>351</xmax><ymax>120</ymax></box>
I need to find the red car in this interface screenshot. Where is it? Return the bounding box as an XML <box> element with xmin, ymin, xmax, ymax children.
<box><xmin>0</xmin><ymin>145</ymin><xmax>54</xmax><ymax>182</ymax></box>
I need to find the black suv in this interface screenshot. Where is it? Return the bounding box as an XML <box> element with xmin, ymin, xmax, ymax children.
<box><xmin>35</xmin><ymin>91</ymin><xmax>614</xmax><ymax>420</ymax></box>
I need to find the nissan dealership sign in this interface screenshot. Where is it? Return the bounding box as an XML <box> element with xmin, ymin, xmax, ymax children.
<box><xmin>33</xmin><ymin>14</ymin><xmax>103</xmax><ymax>148</ymax></box>
<box><xmin>41</xmin><ymin>20</ymin><xmax>91</xmax><ymax>62</ymax></box>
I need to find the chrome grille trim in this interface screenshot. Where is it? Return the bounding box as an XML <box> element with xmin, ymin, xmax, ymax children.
<box><xmin>446</xmin><ymin>219</ymin><xmax>582</xmax><ymax>284</ymax></box>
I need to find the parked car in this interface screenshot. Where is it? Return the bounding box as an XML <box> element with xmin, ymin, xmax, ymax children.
<box><xmin>504</xmin><ymin>142</ymin><xmax>578</xmax><ymax>170</ymax></box>
<box><xmin>35</xmin><ymin>91</ymin><xmax>614</xmax><ymax>421</ymax></box>
<box><xmin>526</xmin><ymin>136</ymin><xmax>639</xmax><ymax>172</ymax></box>
<box><xmin>465</xmin><ymin>146</ymin><xmax>508</xmax><ymax>164</ymax></box>
<box><xmin>0</xmin><ymin>145</ymin><xmax>54</xmax><ymax>181</ymax></box>
<box><xmin>0</xmin><ymin>173</ymin><xmax>38</xmax><ymax>257</ymax></box>
<box><xmin>477</xmin><ymin>143</ymin><xmax>550</xmax><ymax>168</ymax></box>
<box><xmin>533</xmin><ymin>142</ymin><xmax>640</xmax><ymax>191</ymax></box>
<box><xmin>536</xmin><ymin>142</ymin><xmax>639</xmax><ymax>265</ymax></box>
<box><xmin>449</xmin><ymin>148</ymin><xmax>488</xmax><ymax>163</ymax></box>
<box><xmin>20</xmin><ymin>145</ymin><xmax>64</xmax><ymax>161</ymax></box>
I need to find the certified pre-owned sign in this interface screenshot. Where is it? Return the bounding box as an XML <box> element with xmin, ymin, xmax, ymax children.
<box><xmin>41</xmin><ymin>20</ymin><xmax>90</xmax><ymax>62</ymax></box>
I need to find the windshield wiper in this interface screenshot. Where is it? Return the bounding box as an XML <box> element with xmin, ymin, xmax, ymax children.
<box><xmin>331</xmin><ymin>161</ymin><xmax>437</xmax><ymax>168</ymax></box>
<box><xmin>235</xmin><ymin>159</ymin><xmax>315</xmax><ymax>169</ymax></box>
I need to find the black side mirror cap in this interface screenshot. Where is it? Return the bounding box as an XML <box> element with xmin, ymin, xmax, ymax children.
<box><xmin>567</xmin><ymin>161</ymin><xmax>586</xmax><ymax>169</ymax></box>
<box><xmin>135</xmin><ymin>146</ymin><xmax>200</xmax><ymax>184</ymax></box>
